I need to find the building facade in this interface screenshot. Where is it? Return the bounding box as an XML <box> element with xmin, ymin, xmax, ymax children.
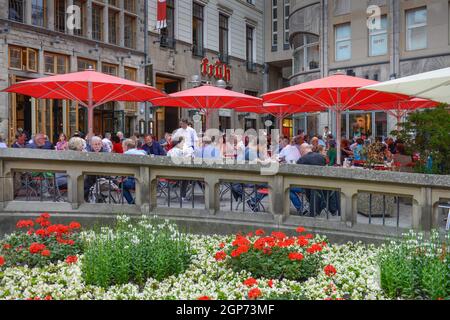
<box><xmin>288</xmin><ymin>0</ymin><xmax>450</xmax><ymax>139</ymax></box>
<box><xmin>147</xmin><ymin>0</ymin><xmax>266</xmax><ymax>138</ymax></box>
<box><xmin>0</xmin><ymin>0</ymin><xmax>146</xmax><ymax>144</ymax></box>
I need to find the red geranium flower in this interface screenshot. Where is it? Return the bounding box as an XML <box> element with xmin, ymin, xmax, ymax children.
<box><xmin>271</xmin><ymin>231</ymin><xmax>287</xmax><ymax>240</ymax></box>
<box><xmin>197</xmin><ymin>296</ymin><xmax>211</xmax><ymax>300</ymax></box>
<box><xmin>307</xmin><ymin>243</ymin><xmax>323</xmax><ymax>254</ymax></box>
<box><xmin>69</xmin><ymin>222</ymin><xmax>81</xmax><ymax>230</ymax></box>
<box><xmin>35</xmin><ymin>229</ymin><xmax>48</xmax><ymax>237</ymax></box>
<box><xmin>248</xmin><ymin>288</ymin><xmax>262</xmax><ymax>300</ymax></box>
<box><xmin>214</xmin><ymin>251</ymin><xmax>227</xmax><ymax>261</ymax></box>
<box><xmin>44</xmin><ymin>295</ymin><xmax>53</xmax><ymax>300</ymax></box>
<box><xmin>324</xmin><ymin>264</ymin><xmax>337</xmax><ymax>277</ymax></box>
<box><xmin>305</xmin><ymin>234</ymin><xmax>314</xmax><ymax>239</ymax></box>
<box><xmin>2</xmin><ymin>244</ymin><xmax>11</xmax><ymax>250</ymax></box>
<box><xmin>219</xmin><ymin>242</ymin><xmax>225</xmax><ymax>249</ymax></box>
<box><xmin>243</xmin><ymin>277</ymin><xmax>258</xmax><ymax>287</ymax></box>
<box><xmin>29</xmin><ymin>243</ymin><xmax>46</xmax><ymax>254</ymax></box>
<box><xmin>247</xmin><ymin>232</ymin><xmax>253</xmax><ymax>238</ymax></box>
<box><xmin>16</xmin><ymin>220</ymin><xmax>34</xmax><ymax>229</ymax></box>
<box><xmin>41</xmin><ymin>250</ymin><xmax>51</xmax><ymax>257</ymax></box>
<box><xmin>296</xmin><ymin>226</ymin><xmax>306</xmax><ymax>233</ymax></box>
<box><xmin>267</xmin><ymin>280</ymin><xmax>274</xmax><ymax>288</ymax></box>
<box><xmin>263</xmin><ymin>247</ymin><xmax>272</xmax><ymax>255</ymax></box>
<box><xmin>40</xmin><ymin>213</ymin><xmax>50</xmax><ymax>219</ymax></box>
<box><xmin>255</xmin><ymin>229</ymin><xmax>265</xmax><ymax>236</ymax></box>
<box><xmin>65</xmin><ymin>256</ymin><xmax>78</xmax><ymax>264</ymax></box>
<box><xmin>0</xmin><ymin>256</ymin><xmax>5</xmax><ymax>266</ymax></box>
<box><xmin>297</xmin><ymin>236</ymin><xmax>309</xmax><ymax>247</ymax></box>
<box><xmin>288</xmin><ymin>252</ymin><xmax>304</xmax><ymax>261</ymax></box>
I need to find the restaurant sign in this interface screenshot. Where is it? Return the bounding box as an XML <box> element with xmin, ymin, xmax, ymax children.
<box><xmin>201</xmin><ymin>58</ymin><xmax>231</xmax><ymax>83</ymax></box>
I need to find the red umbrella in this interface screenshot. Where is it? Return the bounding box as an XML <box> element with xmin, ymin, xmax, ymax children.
<box><xmin>262</xmin><ymin>74</ymin><xmax>410</xmax><ymax>164</ymax></box>
<box><xmin>151</xmin><ymin>84</ymin><xmax>262</xmax><ymax>129</ymax></box>
<box><xmin>3</xmin><ymin>68</ymin><xmax>166</xmax><ymax>137</ymax></box>
<box><xmin>364</xmin><ymin>98</ymin><xmax>439</xmax><ymax>130</ymax></box>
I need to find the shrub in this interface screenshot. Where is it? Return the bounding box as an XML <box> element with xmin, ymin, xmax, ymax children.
<box><xmin>217</xmin><ymin>228</ymin><xmax>327</xmax><ymax>282</ymax></box>
<box><xmin>0</xmin><ymin>214</ymin><xmax>82</xmax><ymax>268</ymax></box>
<box><xmin>81</xmin><ymin>216</ymin><xmax>192</xmax><ymax>288</ymax></box>
<box><xmin>378</xmin><ymin>230</ymin><xmax>450</xmax><ymax>299</ymax></box>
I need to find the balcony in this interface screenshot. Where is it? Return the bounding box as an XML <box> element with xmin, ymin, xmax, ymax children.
<box><xmin>160</xmin><ymin>36</ymin><xmax>176</xmax><ymax>49</ymax></box>
<box><xmin>246</xmin><ymin>61</ymin><xmax>257</xmax><ymax>72</ymax></box>
<box><xmin>218</xmin><ymin>52</ymin><xmax>230</xmax><ymax>64</ymax></box>
<box><xmin>192</xmin><ymin>45</ymin><xmax>205</xmax><ymax>58</ymax></box>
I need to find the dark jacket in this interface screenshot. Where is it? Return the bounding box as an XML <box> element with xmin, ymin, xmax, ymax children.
<box><xmin>297</xmin><ymin>152</ymin><xmax>326</xmax><ymax>166</ymax></box>
<box><xmin>11</xmin><ymin>141</ymin><xmax>28</xmax><ymax>148</ymax></box>
<box><xmin>26</xmin><ymin>141</ymin><xmax>54</xmax><ymax>150</ymax></box>
<box><xmin>142</xmin><ymin>142</ymin><xmax>166</xmax><ymax>156</ymax></box>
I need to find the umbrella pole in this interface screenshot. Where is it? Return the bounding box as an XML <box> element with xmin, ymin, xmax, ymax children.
<box><xmin>336</xmin><ymin>109</ymin><xmax>342</xmax><ymax>166</ymax></box>
<box><xmin>87</xmin><ymin>81</ymin><xmax>94</xmax><ymax>139</ymax></box>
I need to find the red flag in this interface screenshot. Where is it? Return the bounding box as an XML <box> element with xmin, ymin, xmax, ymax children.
<box><xmin>157</xmin><ymin>0</ymin><xmax>167</xmax><ymax>30</ymax></box>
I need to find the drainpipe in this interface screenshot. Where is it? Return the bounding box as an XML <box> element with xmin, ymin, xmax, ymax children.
<box><xmin>144</xmin><ymin>0</ymin><xmax>150</xmax><ymax>134</ymax></box>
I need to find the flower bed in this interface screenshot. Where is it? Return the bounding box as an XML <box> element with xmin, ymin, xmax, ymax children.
<box><xmin>0</xmin><ymin>215</ymin><xmax>448</xmax><ymax>300</ymax></box>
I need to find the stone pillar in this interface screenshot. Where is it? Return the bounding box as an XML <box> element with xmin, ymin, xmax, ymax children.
<box><xmin>137</xmin><ymin>166</ymin><xmax>150</xmax><ymax>214</ymax></box>
<box><xmin>67</xmin><ymin>170</ymin><xmax>82</xmax><ymax>209</ymax></box>
<box><xmin>67</xmin><ymin>0</ymin><xmax>74</xmax><ymax>35</ymax></box>
<box><xmin>412</xmin><ymin>187</ymin><xmax>432</xmax><ymax>231</ymax></box>
<box><xmin>47</xmin><ymin>0</ymin><xmax>55</xmax><ymax>30</ymax></box>
<box><xmin>103</xmin><ymin>0</ymin><xmax>109</xmax><ymax>43</ymax></box>
<box><xmin>204</xmin><ymin>176</ymin><xmax>219</xmax><ymax>215</ymax></box>
<box><xmin>340</xmin><ymin>188</ymin><xmax>358</xmax><ymax>227</ymax></box>
<box><xmin>270</xmin><ymin>175</ymin><xmax>285</xmax><ymax>222</ymax></box>
<box><xmin>86</xmin><ymin>0</ymin><xmax>93</xmax><ymax>39</ymax></box>
<box><xmin>25</xmin><ymin>0</ymin><xmax>32</xmax><ymax>25</ymax></box>
<box><xmin>0</xmin><ymin>160</ymin><xmax>4</xmax><ymax>209</ymax></box>
<box><xmin>321</xmin><ymin>0</ymin><xmax>329</xmax><ymax>78</ymax></box>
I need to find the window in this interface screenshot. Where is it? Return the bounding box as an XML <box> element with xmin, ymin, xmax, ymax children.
<box><xmin>78</xmin><ymin>58</ymin><xmax>97</xmax><ymax>71</ymax></box>
<box><xmin>335</xmin><ymin>23</ymin><xmax>351</xmax><ymax>61</ymax></box>
<box><xmin>123</xmin><ymin>0</ymin><xmax>135</xmax><ymax>13</ymax></box>
<box><xmin>9</xmin><ymin>0</ymin><xmax>24</xmax><ymax>22</ymax></box>
<box><xmin>73</xmin><ymin>0</ymin><xmax>86</xmax><ymax>36</ymax></box>
<box><xmin>192</xmin><ymin>2</ymin><xmax>204</xmax><ymax>57</ymax></box>
<box><xmin>101</xmin><ymin>63</ymin><xmax>118</xmax><ymax>76</ymax></box>
<box><xmin>124</xmin><ymin>15</ymin><xmax>136</xmax><ymax>49</ymax></box>
<box><xmin>219</xmin><ymin>14</ymin><xmax>229</xmax><ymax>63</ymax></box>
<box><xmin>124</xmin><ymin>67</ymin><xmax>137</xmax><ymax>114</ymax></box>
<box><xmin>31</xmin><ymin>0</ymin><xmax>45</xmax><ymax>27</ymax></box>
<box><xmin>161</xmin><ymin>0</ymin><xmax>175</xmax><ymax>48</ymax></box>
<box><xmin>272</xmin><ymin>0</ymin><xmax>278</xmax><ymax>48</ymax></box>
<box><xmin>369</xmin><ymin>15</ymin><xmax>387</xmax><ymax>56</ymax></box>
<box><xmin>292</xmin><ymin>34</ymin><xmax>320</xmax><ymax>74</ymax></box>
<box><xmin>108</xmin><ymin>10</ymin><xmax>119</xmax><ymax>45</ymax></box>
<box><xmin>246</xmin><ymin>25</ymin><xmax>256</xmax><ymax>71</ymax></box>
<box><xmin>109</xmin><ymin>0</ymin><xmax>118</xmax><ymax>6</ymax></box>
<box><xmin>8</xmin><ymin>46</ymin><xmax>38</xmax><ymax>72</ymax></box>
<box><xmin>44</xmin><ymin>52</ymin><xmax>69</xmax><ymax>74</ymax></box>
<box><xmin>124</xmin><ymin>67</ymin><xmax>137</xmax><ymax>81</ymax></box>
<box><xmin>92</xmin><ymin>4</ymin><xmax>103</xmax><ymax>41</ymax></box>
<box><xmin>284</xmin><ymin>0</ymin><xmax>290</xmax><ymax>47</ymax></box>
<box><xmin>55</xmin><ymin>0</ymin><xmax>66</xmax><ymax>32</ymax></box>
<box><xmin>247</xmin><ymin>0</ymin><xmax>255</xmax><ymax>4</ymax></box>
<box><xmin>406</xmin><ymin>7</ymin><xmax>427</xmax><ymax>51</ymax></box>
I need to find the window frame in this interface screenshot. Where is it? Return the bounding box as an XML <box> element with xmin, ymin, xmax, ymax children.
<box><xmin>192</xmin><ymin>2</ymin><xmax>205</xmax><ymax>57</ymax></box>
<box><xmin>219</xmin><ymin>13</ymin><xmax>229</xmax><ymax>62</ymax></box>
<box><xmin>368</xmin><ymin>15</ymin><xmax>388</xmax><ymax>57</ymax></box>
<box><xmin>292</xmin><ymin>34</ymin><xmax>320</xmax><ymax>74</ymax></box>
<box><xmin>335</xmin><ymin>23</ymin><xmax>352</xmax><ymax>61</ymax></box>
<box><xmin>44</xmin><ymin>52</ymin><xmax>69</xmax><ymax>75</ymax></box>
<box><xmin>406</xmin><ymin>7</ymin><xmax>428</xmax><ymax>51</ymax></box>
<box><xmin>101</xmin><ymin>62</ymin><xmax>119</xmax><ymax>76</ymax></box>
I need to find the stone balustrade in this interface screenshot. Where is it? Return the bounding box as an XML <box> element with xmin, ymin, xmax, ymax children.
<box><xmin>0</xmin><ymin>149</ymin><xmax>449</xmax><ymax>242</ymax></box>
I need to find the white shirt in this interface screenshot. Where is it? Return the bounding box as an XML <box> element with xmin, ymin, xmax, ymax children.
<box><xmin>279</xmin><ymin>145</ymin><xmax>301</xmax><ymax>163</ymax></box>
<box><xmin>167</xmin><ymin>146</ymin><xmax>193</xmax><ymax>158</ymax></box>
<box><xmin>173</xmin><ymin>126</ymin><xmax>198</xmax><ymax>149</ymax></box>
<box><xmin>125</xmin><ymin>149</ymin><xmax>147</xmax><ymax>156</ymax></box>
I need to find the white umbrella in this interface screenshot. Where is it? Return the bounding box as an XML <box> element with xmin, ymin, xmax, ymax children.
<box><xmin>360</xmin><ymin>67</ymin><xmax>450</xmax><ymax>104</ymax></box>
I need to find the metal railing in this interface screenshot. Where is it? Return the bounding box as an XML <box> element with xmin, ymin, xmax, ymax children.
<box><xmin>0</xmin><ymin>149</ymin><xmax>449</xmax><ymax>240</ymax></box>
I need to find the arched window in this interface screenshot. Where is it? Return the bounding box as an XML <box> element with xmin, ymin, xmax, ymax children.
<box><xmin>292</xmin><ymin>33</ymin><xmax>320</xmax><ymax>74</ymax></box>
